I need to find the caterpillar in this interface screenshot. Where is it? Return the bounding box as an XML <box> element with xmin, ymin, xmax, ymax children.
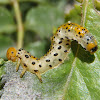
<box><xmin>6</xmin><ymin>21</ymin><xmax>98</xmax><ymax>82</ymax></box>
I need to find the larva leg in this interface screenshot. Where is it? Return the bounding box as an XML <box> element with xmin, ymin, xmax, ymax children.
<box><xmin>35</xmin><ymin>72</ymin><xmax>42</xmax><ymax>83</ymax></box>
<box><xmin>20</xmin><ymin>68</ymin><xmax>26</xmax><ymax>78</ymax></box>
<box><xmin>16</xmin><ymin>58</ymin><xmax>21</xmax><ymax>72</ymax></box>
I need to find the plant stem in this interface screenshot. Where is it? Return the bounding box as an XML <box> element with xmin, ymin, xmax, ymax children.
<box><xmin>11</xmin><ymin>0</ymin><xmax>24</xmax><ymax>49</ymax></box>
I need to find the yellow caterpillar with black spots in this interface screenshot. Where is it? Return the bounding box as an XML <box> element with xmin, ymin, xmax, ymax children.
<box><xmin>6</xmin><ymin>21</ymin><xmax>98</xmax><ymax>82</ymax></box>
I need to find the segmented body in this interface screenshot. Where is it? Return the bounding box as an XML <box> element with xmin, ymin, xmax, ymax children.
<box><xmin>6</xmin><ymin>22</ymin><xmax>98</xmax><ymax>82</ymax></box>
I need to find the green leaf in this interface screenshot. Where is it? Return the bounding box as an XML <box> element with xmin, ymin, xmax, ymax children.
<box><xmin>94</xmin><ymin>0</ymin><xmax>100</xmax><ymax>11</ymax></box>
<box><xmin>0</xmin><ymin>58</ymin><xmax>5</xmax><ymax>66</ymax></box>
<box><xmin>81</xmin><ymin>0</ymin><xmax>100</xmax><ymax>59</ymax></box>
<box><xmin>25</xmin><ymin>5</ymin><xmax>65</xmax><ymax>39</ymax></box>
<box><xmin>63</xmin><ymin>0</ymin><xmax>100</xmax><ymax>99</ymax></box>
<box><xmin>0</xmin><ymin>58</ymin><xmax>5</xmax><ymax>78</ymax></box>
<box><xmin>1</xmin><ymin>0</ymin><xmax>100</xmax><ymax>100</ymax></box>
<box><xmin>0</xmin><ymin>7</ymin><xmax>16</xmax><ymax>33</ymax></box>
<box><xmin>65</xmin><ymin>5</ymin><xmax>81</xmax><ymax>24</ymax></box>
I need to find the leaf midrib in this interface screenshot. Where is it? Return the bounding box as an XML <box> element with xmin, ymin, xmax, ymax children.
<box><xmin>61</xmin><ymin>0</ymin><xmax>94</xmax><ymax>99</ymax></box>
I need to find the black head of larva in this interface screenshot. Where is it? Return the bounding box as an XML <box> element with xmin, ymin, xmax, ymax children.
<box><xmin>87</xmin><ymin>41</ymin><xmax>98</xmax><ymax>54</ymax></box>
<box><xmin>90</xmin><ymin>46</ymin><xmax>98</xmax><ymax>53</ymax></box>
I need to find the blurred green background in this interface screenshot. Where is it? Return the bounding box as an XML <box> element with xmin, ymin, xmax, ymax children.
<box><xmin>0</xmin><ymin>0</ymin><xmax>81</xmax><ymax>59</ymax></box>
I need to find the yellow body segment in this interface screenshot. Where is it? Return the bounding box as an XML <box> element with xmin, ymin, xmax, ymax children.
<box><xmin>6</xmin><ymin>22</ymin><xmax>98</xmax><ymax>82</ymax></box>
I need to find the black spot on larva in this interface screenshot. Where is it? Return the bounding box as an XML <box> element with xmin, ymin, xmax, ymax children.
<box><xmin>59</xmin><ymin>59</ymin><xmax>62</xmax><ymax>61</ymax></box>
<box><xmin>32</xmin><ymin>62</ymin><xmax>35</xmax><ymax>65</ymax></box>
<box><xmin>68</xmin><ymin>24</ymin><xmax>70</xmax><ymax>25</ymax></box>
<box><xmin>34</xmin><ymin>70</ymin><xmax>38</xmax><ymax>72</ymax></box>
<box><xmin>76</xmin><ymin>35</ymin><xmax>78</xmax><ymax>37</ymax></box>
<box><xmin>24</xmin><ymin>63</ymin><xmax>27</xmax><ymax>67</ymax></box>
<box><xmin>25</xmin><ymin>55</ymin><xmax>29</xmax><ymax>58</ymax></box>
<box><xmin>78</xmin><ymin>32</ymin><xmax>81</xmax><ymax>34</ymax></box>
<box><xmin>58</xmin><ymin>46</ymin><xmax>61</xmax><ymax>50</ymax></box>
<box><xmin>60</xmin><ymin>38</ymin><xmax>63</xmax><ymax>40</ymax></box>
<box><xmin>59</xmin><ymin>30</ymin><xmax>60</xmax><ymax>32</ymax></box>
<box><xmin>18</xmin><ymin>52</ymin><xmax>20</xmax><ymax>54</ymax></box>
<box><xmin>59</xmin><ymin>41</ymin><xmax>62</xmax><ymax>44</ymax></box>
<box><xmin>64</xmin><ymin>50</ymin><xmax>67</xmax><ymax>52</ymax></box>
<box><xmin>49</xmin><ymin>65</ymin><xmax>52</xmax><ymax>67</ymax></box>
<box><xmin>27</xmin><ymin>51</ymin><xmax>29</xmax><ymax>53</ymax></box>
<box><xmin>54</xmin><ymin>53</ymin><xmax>58</xmax><ymax>56</ymax></box>
<box><xmin>68</xmin><ymin>29</ymin><xmax>70</xmax><ymax>32</ymax></box>
<box><xmin>66</xmin><ymin>27</ymin><xmax>68</xmax><ymax>29</ymax></box>
<box><xmin>18</xmin><ymin>49</ymin><xmax>21</xmax><ymax>51</ymax></box>
<box><xmin>80</xmin><ymin>36</ymin><xmax>82</xmax><ymax>38</ymax></box>
<box><xmin>90</xmin><ymin>36</ymin><xmax>93</xmax><ymax>39</ymax></box>
<box><xmin>84</xmin><ymin>29</ymin><xmax>85</xmax><ymax>30</ymax></box>
<box><xmin>52</xmin><ymin>43</ymin><xmax>54</xmax><ymax>45</ymax></box>
<box><xmin>54</xmin><ymin>36</ymin><xmax>55</xmax><ymax>38</ymax></box>
<box><xmin>84</xmin><ymin>48</ymin><xmax>86</xmax><ymax>50</ymax></box>
<box><xmin>87</xmin><ymin>42</ymin><xmax>88</xmax><ymax>44</ymax></box>
<box><xmin>46</xmin><ymin>59</ymin><xmax>50</xmax><ymax>62</ymax></box>
<box><xmin>66</xmin><ymin>43</ymin><xmax>69</xmax><ymax>45</ymax></box>
<box><xmin>39</xmin><ymin>65</ymin><xmax>42</xmax><ymax>67</ymax></box>
<box><xmin>11</xmin><ymin>51</ymin><xmax>14</xmax><ymax>54</ymax></box>
<box><xmin>65</xmin><ymin>36</ymin><xmax>69</xmax><ymax>39</ymax></box>
<box><xmin>87</xmin><ymin>39</ymin><xmax>89</xmax><ymax>41</ymax></box>
<box><xmin>90</xmin><ymin>46</ymin><xmax>98</xmax><ymax>53</ymax></box>
<box><xmin>75</xmin><ymin>40</ymin><xmax>78</xmax><ymax>42</ymax></box>
<box><xmin>19</xmin><ymin>57</ymin><xmax>22</xmax><ymax>59</ymax></box>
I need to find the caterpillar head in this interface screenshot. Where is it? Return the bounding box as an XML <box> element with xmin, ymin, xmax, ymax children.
<box><xmin>6</xmin><ymin>47</ymin><xmax>17</xmax><ymax>62</ymax></box>
<box><xmin>83</xmin><ymin>33</ymin><xmax>98</xmax><ymax>54</ymax></box>
<box><xmin>87</xmin><ymin>41</ymin><xmax>98</xmax><ymax>54</ymax></box>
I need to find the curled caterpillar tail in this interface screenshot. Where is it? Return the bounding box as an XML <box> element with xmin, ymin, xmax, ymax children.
<box><xmin>6</xmin><ymin>22</ymin><xmax>98</xmax><ymax>82</ymax></box>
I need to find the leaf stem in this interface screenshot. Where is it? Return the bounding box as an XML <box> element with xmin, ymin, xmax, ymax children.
<box><xmin>81</xmin><ymin>0</ymin><xmax>88</xmax><ymax>27</ymax></box>
<box><xmin>11</xmin><ymin>0</ymin><xmax>24</xmax><ymax>49</ymax></box>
